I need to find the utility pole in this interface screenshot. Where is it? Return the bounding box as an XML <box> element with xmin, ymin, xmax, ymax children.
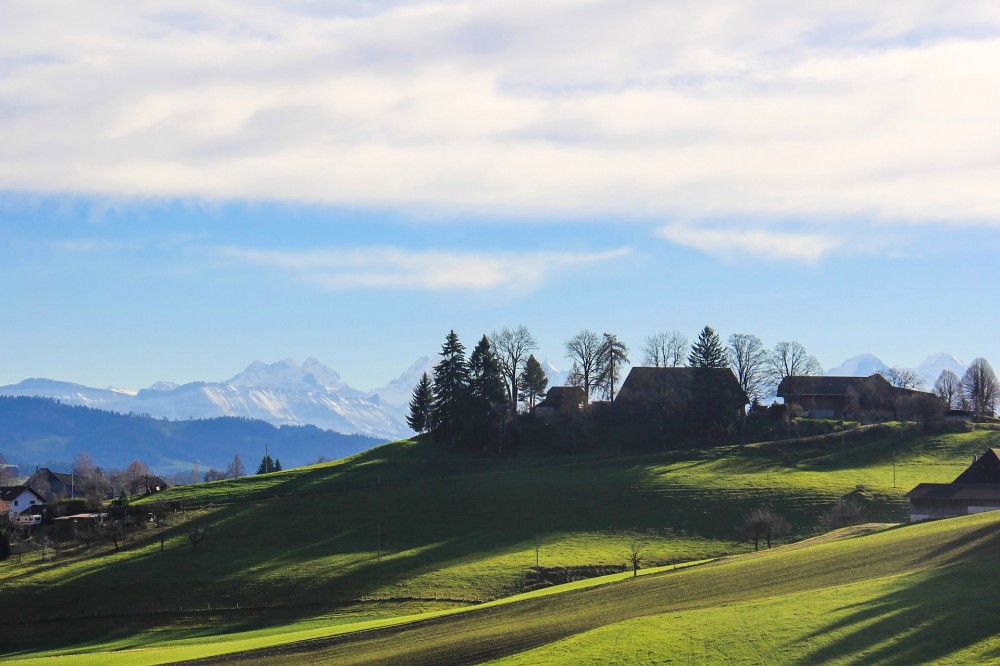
<box><xmin>535</xmin><ymin>533</ymin><xmax>539</xmax><ymax>569</ymax></box>
<box><xmin>377</xmin><ymin>522</ymin><xmax>381</xmax><ymax>563</ymax></box>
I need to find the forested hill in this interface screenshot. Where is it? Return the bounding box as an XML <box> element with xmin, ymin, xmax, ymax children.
<box><xmin>0</xmin><ymin>395</ymin><xmax>384</xmax><ymax>473</ymax></box>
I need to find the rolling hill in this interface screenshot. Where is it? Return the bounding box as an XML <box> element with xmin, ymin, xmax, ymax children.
<box><xmin>1</xmin><ymin>423</ymin><xmax>998</xmax><ymax>664</ymax></box>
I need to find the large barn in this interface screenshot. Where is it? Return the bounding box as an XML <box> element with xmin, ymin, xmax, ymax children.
<box><xmin>905</xmin><ymin>449</ymin><xmax>1000</xmax><ymax>522</ymax></box>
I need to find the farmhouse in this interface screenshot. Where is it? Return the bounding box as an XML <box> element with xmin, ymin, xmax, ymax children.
<box><xmin>614</xmin><ymin>366</ymin><xmax>746</xmax><ymax>418</ymax></box>
<box><xmin>776</xmin><ymin>374</ymin><xmax>890</xmax><ymax>418</ymax></box>
<box><xmin>0</xmin><ymin>486</ymin><xmax>48</xmax><ymax>515</ymax></box>
<box><xmin>777</xmin><ymin>374</ymin><xmax>942</xmax><ymax>421</ymax></box>
<box><xmin>905</xmin><ymin>449</ymin><xmax>1000</xmax><ymax>522</ymax></box>
<box><xmin>534</xmin><ymin>385</ymin><xmax>587</xmax><ymax>417</ymax></box>
<box><xmin>25</xmin><ymin>467</ymin><xmax>91</xmax><ymax>500</ymax></box>
<box><xmin>125</xmin><ymin>474</ymin><xmax>170</xmax><ymax>495</ymax></box>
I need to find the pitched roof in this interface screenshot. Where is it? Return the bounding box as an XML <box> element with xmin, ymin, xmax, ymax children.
<box><xmin>0</xmin><ymin>486</ymin><xmax>47</xmax><ymax>503</ymax></box>
<box><xmin>536</xmin><ymin>385</ymin><xmax>586</xmax><ymax>409</ymax></box>
<box><xmin>776</xmin><ymin>374</ymin><xmax>891</xmax><ymax>397</ymax></box>
<box><xmin>905</xmin><ymin>482</ymin><xmax>1000</xmax><ymax>501</ymax></box>
<box><xmin>953</xmin><ymin>449</ymin><xmax>1000</xmax><ymax>484</ymax></box>
<box><xmin>615</xmin><ymin>366</ymin><xmax>746</xmax><ymax>404</ymax></box>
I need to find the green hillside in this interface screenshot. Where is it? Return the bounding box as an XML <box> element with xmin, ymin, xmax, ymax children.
<box><xmin>1</xmin><ymin>424</ymin><xmax>998</xmax><ymax>663</ymax></box>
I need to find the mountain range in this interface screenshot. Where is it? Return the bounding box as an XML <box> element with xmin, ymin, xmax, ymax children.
<box><xmin>826</xmin><ymin>352</ymin><xmax>966</xmax><ymax>388</ymax></box>
<box><xmin>0</xmin><ymin>353</ymin><xmax>963</xmax><ymax>445</ymax></box>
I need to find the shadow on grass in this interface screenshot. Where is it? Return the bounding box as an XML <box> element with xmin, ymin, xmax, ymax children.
<box><xmin>798</xmin><ymin>552</ymin><xmax>1000</xmax><ymax>665</ymax></box>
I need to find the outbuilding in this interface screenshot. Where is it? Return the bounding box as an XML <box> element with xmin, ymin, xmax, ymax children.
<box><xmin>906</xmin><ymin>449</ymin><xmax>1000</xmax><ymax>522</ymax></box>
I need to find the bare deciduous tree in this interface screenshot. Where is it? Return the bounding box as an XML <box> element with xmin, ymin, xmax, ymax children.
<box><xmin>934</xmin><ymin>369</ymin><xmax>963</xmax><ymax>410</ymax></box>
<box><xmin>879</xmin><ymin>367</ymin><xmax>926</xmax><ymax>390</ymax></box>
<box><xmin>595</xmin><ymin>333</ymin><xmax>630</xmax><ymax>401</ymax></box>
<box><xmin>188</xmin><ymin>522</ymin><xmax>210</xmax><ymax>552</ymax></box>
<box><xmin>727</xmin><ymin>333</ymin><xmax>769</xmax><ymax>406</ymax></box>
<box><xmin>962</xmin><ymin>358</ymin><xmax>1000</xmax><ymax>417</ymax></box>
<box><xmin>491</xmin><ymin>326</ymin><xmax>538</xmax><ymax>413</ymax></box>
<box><xmin>226</xmin><ymin>453</ymin><xmax>246</xmax><ymax>479</ymax></box>
<box><xmin>0</xmin><ymin>452</ymin><xmax>15</xmax><ymax>485</ymax></box>
<box><xmin>203</xmin><ymin>468</ymin><xmax>227</xmax><ymax>482</ymax></box>
<box><xmin>736</xmin><ymin>507</ymin><xmax>790</xmax><ymax>551</ymax></box>
<box><xmin>565</xmin><ymin>329</ymin><xmax>602</xmax><ymax>399</ymax></box>
<box><xmin>819</xmin><ymin>498</ymin><xmax>866</xmax><ymax>531</ymax></box>
<box><xmin>768</xmin><ymin>341</ymin><xmax>823</xmax><ymax>388</ymax></box>
<box><xmin>642</xmin><ymin>331</ymin><xmax>689</xmax><ymax>367</ymax></box>
<box><xmin>627</xmin><ymin>541</ymin><xmax>645</xmax><ymax>577</ymax></box>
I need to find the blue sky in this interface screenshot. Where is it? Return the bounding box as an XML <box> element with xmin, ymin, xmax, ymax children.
<box><xmin>2</xmin><ymin>2</ymin><xmax>1000</xmax><ymax>390</ymax></box>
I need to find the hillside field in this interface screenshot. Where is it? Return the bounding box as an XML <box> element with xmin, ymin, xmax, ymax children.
<box><xmin>1</xmin><ymin>423</ymin><xmax>998</xmax><ymax>663</ymax></box>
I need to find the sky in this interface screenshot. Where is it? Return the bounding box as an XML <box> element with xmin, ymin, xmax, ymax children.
<box><xmin>2</xmin><ymin>1</ymin><xmax>1000</xmax><ymax>392</ymax></box>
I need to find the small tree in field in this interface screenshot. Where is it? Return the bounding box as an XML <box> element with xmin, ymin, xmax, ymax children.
<box><xmin>226</xmin><ymin>453</ymin><xmax>246</xmax><ymax>479</ymax></box>
<box><xmin>188</xmin><ymin>522</ymin><xmax>210</xmax><ymax>552</ymax></box>
<box><xmin>736</xmin><ymin>507</ymin><xmax>790</xmax><ymax>551</ymax></box>
<box><xmin>627</xmin><ymin>541</ymin><xmax>645</xmax><ymax>577</ymax></box>
<box><xmin>819</xmin><ymin>498</ymin><xmax>866</xmax><ymax>531</ymax></box>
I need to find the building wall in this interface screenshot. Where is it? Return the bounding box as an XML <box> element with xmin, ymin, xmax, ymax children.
<box><xmin>7</xmin><ymin>489</ymin><xmax>44</xmax><ymax>514</ymax></box>
<box><xmin>909</xmin><ymin>498</ymin><xmax>1000</xmax><ymax>522</ymax></box>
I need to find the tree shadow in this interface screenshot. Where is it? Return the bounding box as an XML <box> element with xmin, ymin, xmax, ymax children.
<box><xmin>798</xmin><ymin>551</ymin><xmax>1000</xmax><ymax>665</ymax></box>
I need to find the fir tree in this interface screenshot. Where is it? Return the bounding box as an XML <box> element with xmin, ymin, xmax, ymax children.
<box><xmin>407</xmin><ymin>372</ymin><xmax>434</xmax><ymax>433</ymax></box>
<box><xmin>274</xmin><ymin>459</ymin><xmax>282</xmax><ymax>472</ymax></box>
<box><xmin>256</xmin><ymin>454</ymin><xmax>276</xmax><ymax>475</ymax></box>
<box><xmin>519</xmin><ymin>355</ymin><xmax>549</xmax><ymax>409</ymax></box>
<box><xmin>469</xmin><ymin>336</ymin><xmax>508</xmax><ymax>405</ymax></box>
<box><xmin>688</xmin><ymin>326</ymin><xmax>728</xmax><ymax>368</ymax></box>
<box><xmin>431</xmin><ymin>330</ymin><xmax>470</xmax><ymax>438</ymax></box>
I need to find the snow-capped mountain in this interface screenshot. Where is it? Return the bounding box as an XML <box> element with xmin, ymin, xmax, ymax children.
<box><xmin>826</xmin><ymin>352</ymin><xmax>967</xmax><ymax>389</ymax></box>
<box><xmin>0</xmin><ymin>359</ymin><xmax>414</xmax><ymax>441</ymax></box>
<box><xmin>915</xmin><ymin>353</ymin><xmax>966</xmax><ymax>388</ymax></box>
<box><xmin>543</xmin><ymin>360</ymin><xmax>570</xmax><ymax>388</ymax></box>
<box><xmin>367</xmin><ymin>356</ymin><xmax>436</xmax><ymax>409</ymax></box>
<box><xmin>826</xmin><ymin>354</ymin><xmax>890</xmax><ymax>377</ymax></box>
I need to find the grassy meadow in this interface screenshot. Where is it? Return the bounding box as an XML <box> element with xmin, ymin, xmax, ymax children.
<box><xmin>1</xmin><ymin>422</ymin><xmax>998</xmax><ymax>663</ymax></box>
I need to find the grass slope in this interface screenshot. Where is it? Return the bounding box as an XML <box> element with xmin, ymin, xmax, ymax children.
<box><xmin>1</xmin><ymin>424</ymin><xmax>998</xmax><ymax>662</ymax></box>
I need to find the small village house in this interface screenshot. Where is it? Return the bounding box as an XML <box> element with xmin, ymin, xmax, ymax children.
<box><xmin>0</xmin><ymin>486</ymin><xmax>48</xmax><ymax>515</ymax></box>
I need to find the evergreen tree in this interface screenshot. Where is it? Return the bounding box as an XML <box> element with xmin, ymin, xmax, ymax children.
<box><xmin>519</xmin><ymin>355</ymin><xmax>548</xmax><ymax>409</ymax></box>
<box><xmin>274</xmin><ymin>458</ymin><xmax>282</xmax><ymax>472</ymax></box>
<box><xmin>469</xmin><ymin>336</ymin><xmax>508</xmax><ymax>405</ymax></box>
<box><xmin>688</xmin><ymin>326</ymin><xmax>728</xmax><ymax>368</ymax></box>
<box><xmin>256</xmin><ymin>454</ymin><xmax>276</xmax><ymax>475</ymax></box>
<box><xmin>431</xmin><ymin>330</ymin><xmax>470</xmax><ymax>439</ymax></box>
<box><xmin>406</xmin><ymin>372</ymin><xmax>434</xmax><ymax>433</ymax></box>
<box><xmin>468</xmin><ymin>335</ymin><xmax>511</xmax><ymax>452</ymax></box>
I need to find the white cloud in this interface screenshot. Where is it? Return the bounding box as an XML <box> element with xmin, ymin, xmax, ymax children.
<box><xmin>3</xmin><ymin>1</ymin><xmax>1000</xmax><ymax>241</ymax></box>
<box><xmin>657</xmin><ymin>224</ymin><xmax>840</xmax><ymax>262</ymax></box>
<box><xmin>218</xmin><ymin>245</ymin><xmax>632</xmax><ymax>292</ymax></box>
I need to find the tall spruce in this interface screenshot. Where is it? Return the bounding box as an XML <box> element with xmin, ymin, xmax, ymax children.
<box><xmin>688</xmin><ymin>326</ymin><xmax>728</xmax><ymax>368</ymax></box>
<box><xmin>431</xmin><ymin>330</ymin><xmax>470</xmax><ymax>437</ymax></box>
<box><xmin>407</xmin><ymin>372</ymin><xmax>434</xmax><ymax>433</ymax></box>
<box><xmin>519</xmin><ymin>355</ymin><xmax>548</xmax><ymax>410</ymax></box>
<box><xmin>469</xmin><ymin>336</ymin><xmax>508</xmax><ymax>405</ymax></box>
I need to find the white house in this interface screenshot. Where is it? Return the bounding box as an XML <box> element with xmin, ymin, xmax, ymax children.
<box><xmin>0</xmin><ymin>486</ymin><xmax>47</xmax><ymax>515</ymax></box>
